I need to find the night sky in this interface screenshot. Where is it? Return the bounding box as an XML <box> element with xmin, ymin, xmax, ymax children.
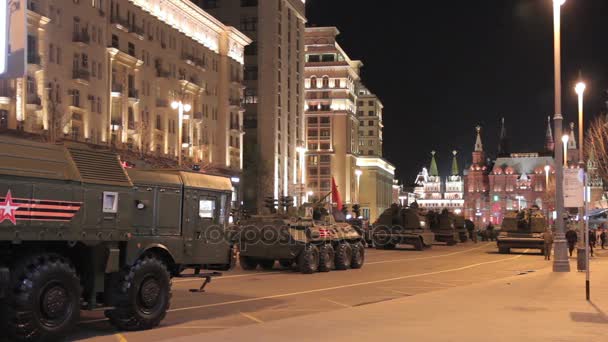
<box><xmin>306</xmin><ymin>0</ymin><xmax>608</xmax><ymax>184</ymax></box>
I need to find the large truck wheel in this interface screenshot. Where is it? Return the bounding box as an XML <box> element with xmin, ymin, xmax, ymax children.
<box><xmin>259</xmin><ymin>259</ymin><xmax>275</xmax><ymax>270</ymax></box>
<box><xmin>334</xmin><ymin>243</ymin><xmax>353</xmax><ymax>270</ymax></box>
<box><xmin>239</xmin><ymin>255</ymin><xmax>259</xmax><ymax>270</ymax></box>
<box><xmin>6</xmin><ymin>254</ymin><xmax>81</xmax><ymax>341</ymax></box>
<box><xmin>318</xmin><ymin>244</ymin><xmax>335</xmax><ymax>272</ymax></box>
<box><xmin>105</xmin><ymin>256</ymin><xmax>171</xmax><ymax>331</ymax></box>
<box><xmin>498</xmin><ymin>247</ymin><xmax>510</xmax><ymax>254</ymax></box>
<box><xmin>413</xmin><ymin>238</ymin><xmax>424</xmax><ymax>251</ymax></box>
<box><xmin>350</xmin><ymin>242</ymin><xmax>365</xmax><ymax>269</ymax></box>
<box><xmin>298</xmin><ymin>244</ymin><xmax>320</xmax><ymax>274</ymax></box>
<box><xmin>459</xmin><ymin>233</ymin><xmax>468</xmax><ymax>243</ymax></box>
<box><xmin>447</xmin><ymin>238</ymin><xmax>457</xmax><ymax>246</ymax></box>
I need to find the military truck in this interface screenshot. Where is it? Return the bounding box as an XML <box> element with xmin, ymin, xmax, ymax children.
<box><xmin>497</xmin><ymin>209</ymin><xmax>547</xmax><ymax>254</ymax></box>
<box><xmin>0</xmin><ymin>136</ymin><xmax>235</xmax><ymax>341</ymax></box>
<box><xmin>452</xmin><ymin>214</ymin><xmax>468</xmax><ymax>243</ymax></box>
<box><xmin>427</xmin><ymin>209</ymin><xmax>459</xmax><ymax>246</ymax></box>
<box><xmin>372</xmin><ymin>204</ymin><xmax>435</xmax><ymax>251</ymax></box>
<box><xmin>233</xmin><ymin>198</ymin><xmax>365</xmax><ymax>274</ymax></box>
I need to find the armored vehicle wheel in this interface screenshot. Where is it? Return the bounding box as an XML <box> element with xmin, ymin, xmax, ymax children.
<box><xmin>105</xmin><ymin>256</ymin><xmax>171</xmax><ymax>331</ymax></box>
<box><xmin>447</xmin><ymin>238</ymin><xmax>457</xmax><ymax>246</ymax></box>
<box><xmin>298</xmin><ymin>244</ymin><xmax>320</xmax><ymax>274</ymax></box>
<box><xmin>413</xmin><ymin>238</ymin><xmax>424</xmax><ymax>251</ymax></box>
<box><xmin>499</xmin><ymin>247</ymin><xmax>510</xmax><ymax>254</ymax></box>
<box><xmin>239</xmin><ymin>255</ymin><xmax>259</xmax><ymax>270</ymax></box>
<box><xmin>6</xmin><ymin>254</ymin><xmax>81</xmax><ymax>342</ymax></box>
<box><xmin>350</xmin><ymin>242</ymin><xmax>365</xmax><ymax>269</ymax></box>
<box><xmin>279</xmin><ymin>259</ymin><xmax>294</xmax><ymax>269</ymax></box>
<box><xmin>318</xmin><ymin>244</ymin><xmax>335</xmax><ymax>272</ymax></box>
<box><xmin>259</xmin><ymin>259</ymin><xmax>275</xmax><ymax>270</ymax></box>
<box><xmin>334</xmin><ymin>243</ymin><xmax>353</xmax><ymax>270</ymax></box>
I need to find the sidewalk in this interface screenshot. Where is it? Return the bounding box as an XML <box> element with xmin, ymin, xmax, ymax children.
<box><xmin>174</xmin><ymin>253</ymin><xmax>608</xmax><ymax>342</ymax></box>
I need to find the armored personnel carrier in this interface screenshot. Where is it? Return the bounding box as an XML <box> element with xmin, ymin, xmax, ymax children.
<box><xmin>497</xmin><ymin>209</ymin><xmax>547</xmax><ymax>254</ymax></box>
<box><xmin>234</xmin><ymin>198</ymin><xmax>365</xmax><ymax>274</ymax></box>
<box><xmin>0</xmin><ymin>136</ymin><xmax>235</xmax><ymax>341</ymax></box>
<box><xmin>372</xmin><ymin>204</ymin><xmax>435</xmax><ymax>251</ymax></box>
<box><xmin>427</xmin><ymin>209</ymin><xmax>459</xmax><ymax>245</ymax></box>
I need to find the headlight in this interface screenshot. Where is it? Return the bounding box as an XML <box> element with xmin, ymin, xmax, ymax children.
<box><xmin>420</xmin><ymin>221</ymin><xmax>426</xmax><ymax>227</ymax></box>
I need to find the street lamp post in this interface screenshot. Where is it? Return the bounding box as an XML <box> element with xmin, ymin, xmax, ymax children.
<box><xmin>575</xmin><ymin>81</ymin><xmax>587</xmax><ymax>270</ymax></box>
<box><xmin>552</xmin><ymin>0</ymin><xmax>570</xmax><ymax>272</ymax></box>
<box><xmin>296</xmin><ymin>146</ymin><xmax>307</xmax><ymax>206</ymax></box>
<box><xmin>545</xmin><ymin>164</ymin><xmax>552</xmax><ymax>219</ymax></box>
<box><xmin>171</xmin><ymin>100</ymin><xmax>191</xmax><ymax>167</ymax></box>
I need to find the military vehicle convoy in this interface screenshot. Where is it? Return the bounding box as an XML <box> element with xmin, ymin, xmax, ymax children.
<box><xmin>0</xmin><ymin>136</ymin><xmax>235</xmax><ymax>341</ymax></box>
<box><xmin>452</xmin><ymin>214</ymin><xmax>469</xmax><ymax>243</ymax></box>
<box><xmin>233</xmin><ymin>201</ymin><xmax>365</xmax><ymax>274</ymax></box>
<box><xmin>497</xmin><ymin>208</ymin><xmax>548</xmax><ymax>254</ymax></box>
<box><xmin>372</xmin><ymin>204</ymin><xmax>435</xmax><ymax>251</ymax></box>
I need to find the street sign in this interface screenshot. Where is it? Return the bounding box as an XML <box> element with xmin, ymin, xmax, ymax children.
<box><xmin>563</xmin><ymin>168</ymin><xmax>584</xmax><ymax>208</ymax></box>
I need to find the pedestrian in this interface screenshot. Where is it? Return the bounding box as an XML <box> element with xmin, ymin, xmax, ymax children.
<box><xmin>486</xmin><ymin>222</ymin><xmax>495</xmax><ymax>241</ymax></box>
<box><xmin>543</xmin><ymin>228</ymin><xmax>554</xmax><ymax>260</ymax></box>
<box><xmin>565</xmin><ymin>228</ymin><xmax>577</xmax><ymax>257</ymax></box>
<box><xmin>589</xmin><ymin>230</ymin><xmax>596</xmax><ymax>257</ymax></box>
<box><xmin>601</xmin><ymin>229</ymin><xmax>606</xmax><ymax>250</ymax></box>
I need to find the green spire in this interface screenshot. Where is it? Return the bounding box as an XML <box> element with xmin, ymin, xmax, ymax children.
<box><xmin>451</xmin><ymin>150</ymin><xmax>459</xmax><ymax>176</ymax></box>
<box><xmin>430</xmin><ymin>151</ymin><xmax>439</xmax><ymax>177</ymax></box>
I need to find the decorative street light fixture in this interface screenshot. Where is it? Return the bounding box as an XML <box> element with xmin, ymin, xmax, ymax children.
<box><xmin>296</xmin><ymin>146</ymin><xmax>307</xmax><ymax>206</ymax></box>
<box><xmin>171</xmin><ymin>99</ymin><xmax>191</xmax><ymax>167</ymax></box>
<box><xmin>562</xmin><ymin>134</ymin><xmax>569</xmax><ymax>167</ymax></box>
<box><xmin>552</xmin><ymin>0</ymin><xmax>570</xmax><ymax>272</ymax></box>
<box><xmin>355</xmin><ymin>169</ymin><xmax>363</xmax><ymax>204</ymax></box>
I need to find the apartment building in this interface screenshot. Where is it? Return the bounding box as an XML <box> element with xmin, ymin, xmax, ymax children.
<box><xmin>0</xmin><ymin>0</ymin><xmax>250</xmax><ymax>173</ymax></box>
<box><xmin>356</xmin><ymin>83</ymin><xmax>383</xmax><ymax>157</ymax></box>
<box><xmin>197</xmin><ymin>0</ymin><xmax>307</xmax><ymax>211</ymax></box>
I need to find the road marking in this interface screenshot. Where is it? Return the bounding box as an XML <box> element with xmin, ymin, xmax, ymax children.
<box><xmin>366</xmin><ymin>243</ymin><xmax>492</xmax><ymax>265</ymax></box>
<box><xmin>166</xmin><ymin>253</ymin><xmax>524</xmax><ymax>314</ymax></box>
<box><xmin>115</xmin><ymin>333</ymin><xmax>128</xmax><ymax>342</ymax></box>
<box><xmin>379</xmin><ymin>288</ymin><xmax>411</xmax><ymax>296</ymax></box>
<box><xmin>422</xmin><ymin>280</ymin><xmax>456</xmax><ymax>287</ymax></box>
<box><xmin>239</xmin><ymin>311</ymin><xmax>264</xmax><ymax>323</ymax></box>
<box><xmin>322</xmin><ymin>298</ymin><xmax>351</xmax><ymax>308</ymax></box>
<box><xmin>166</xmin><ymin>326</ymin><xmax>231</xmax><ymax>329</ymax></box>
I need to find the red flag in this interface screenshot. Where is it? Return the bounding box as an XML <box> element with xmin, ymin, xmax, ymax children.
<box><xmin>331</xmin><ymin>177</ymin><xmax>343</xmax><ymax>211</ymax></box>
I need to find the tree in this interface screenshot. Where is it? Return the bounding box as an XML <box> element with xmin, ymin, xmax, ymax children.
<box><xmin>586</xmin><ymin>113</ymin><xmax>608</xmax><ymax>182</ymax></box>
<box><xmin>46</xmin><ymin>84</ymin><xmax>70</xmax><ymax>143</ymax></box>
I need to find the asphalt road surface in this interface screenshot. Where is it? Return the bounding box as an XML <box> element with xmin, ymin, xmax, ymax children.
<box><xmin>69</xmin><ymin>242</ymin><xmax>550</xmax><ymax>342</ymax></box>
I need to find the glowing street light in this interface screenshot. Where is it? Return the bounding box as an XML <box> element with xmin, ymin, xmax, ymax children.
<box><xmin>355</xmin><ymin>169</ymin><xmax>363</xmax><ymax>204</ymax></box>
<box><xmin>562</xmin><ymin>135</ymin><xmax>569</xmax><ymax>167</ymax></box>
<box><xmin>171</xmin><ymin>99</ymin><xmax>192</xmax><ymax>166</ymax></box>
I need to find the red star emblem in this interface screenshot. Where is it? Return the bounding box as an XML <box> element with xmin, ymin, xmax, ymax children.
<box><xmin>0</xmin><ymin>190</ymin><xmax>20</xmax><ymax>225</ymax></box>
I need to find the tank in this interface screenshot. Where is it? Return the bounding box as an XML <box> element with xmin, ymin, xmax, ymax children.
<box><xmin>233</xmin><ymin>199</ymin><xmax>365</xmax><ymax>274</ymax></box>
<box><xmin>427</xmin><ymin>209</ymin><xmax>459</xmax><ymax>246</ymax></box>
<box><xmin>0</xmin><ymin>136</ymin><xmax>235</xmax><ymax>341</ymax></box>
<box><xmin>497</xmin><ymin>208</ymin><xmax>547</xmax><ymax>254</ymax></box>
<box><xmin>371</xmin><ymin>204</ymin><xmax>435</xmax><ymax>251</ymax></box>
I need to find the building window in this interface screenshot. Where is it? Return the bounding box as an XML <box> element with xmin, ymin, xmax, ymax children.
<box><xmin>244</xmin><ymin>41</ymin><xmax>257</xmax><ymax>56</ymax></box>
<box><xmin>368</xmin><ymin>111</ymin><xmax>374</xmax><ymax>116</ymax></box>
<box><xmin>368</xmin><ymin>100</ymin><xmax>374</xmax><ymax>106</ymax></box>
<box><xmin>244</xmin><ymin>66</ymin><xmax>258</xmax><ymax>81</ymax></box>
<box><xmin>128</xmin><ymin>42</ymin><xmax>135</xmax><ymax>56</ymax></box>
<box><xmin>240</xmin><ymin>17</ymin><xmax>257</xmax><ymax>32</ymax></box>
<box><xmin>200</xmin><ymin>0</ymin><xmax>218</xmax><ymax>9</ymax></box>
<box><xmin>308</xmin><ymin>55</ymin><xmax>320</xmax><ymax>63</ymax></box>
<box><xmin>111</xmin><ymin>34</ymin><xmax>119</xmax><ymax>48</ymax></box>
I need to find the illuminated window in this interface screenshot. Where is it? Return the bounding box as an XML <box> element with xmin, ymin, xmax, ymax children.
<box><xmin>199</xmin><ymin>199</ymin><xmax>215</xmax><ymax>219</ymax></box>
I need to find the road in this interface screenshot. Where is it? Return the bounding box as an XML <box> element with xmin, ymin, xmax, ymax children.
<box><xmin>69</xmin><ymin>242</ymin><xmax>550</xmax><ymax>341</ymax></box>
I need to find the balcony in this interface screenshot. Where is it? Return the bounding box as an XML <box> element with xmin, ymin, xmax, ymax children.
<box><xmin>229</xmin><ymin>98</ymin><xmax>244</xmax><ymax>110</ymax></box>
<box><xmin>155</xmin><ymin>68</ymin><xmax>171</xmax><ymax>79</ymax></box>
<box><xmin>27</xmin><ymin>54</ymin><xmax>41</xmax><ymax>71</ymax></box>
<box><xmin>128</xmin><ymin>89</ymin><xmax>139</xmax><ymax>103</ymax></box>
<box><xmin>156</xmin><ymin>99</ymin><xmax>168</xmax><ymax>108</ymax></box>
<box><xmin>72</xmin><ymin>31</ymin><xmax>90</xmax><ymax>46</ymax></box>
<box><xmin>110</xmin><ymin>15</ymin><xmax>131</xmax><ymax>32</ymax></box>
<box><xmin>26</xmin><ymin>94</ymin><xmax>42</xmax><ymax>110</ymax></box>
<box><xmin>72</xmin><ymin>69</ymin><xmax>90</xmax><ymax>85</ymax></box>
<box><xmin>130</xmin><ymin>25</ymin><xmax>145</xmax><ymax>40</ymax></box>
<box><xmin>111</xmin><ymin>83</ymin><xmax>123</xmax><ymax>97</ymax></box>
<box><xmin>230</xmin><ymin>122</ymin><xmax>243</xmax><ymax>131</ymax></box>
<box><xmin>181</xmin><ymin>53</ymin><xmax>206</xmax><ymax>70</ymax></box>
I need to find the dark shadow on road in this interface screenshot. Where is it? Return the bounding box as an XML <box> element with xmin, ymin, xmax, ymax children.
<box><xmin>570</xmin><ymin>301</ymin><xmax>608</xmax><ymax>324</ymax></box>
<box><xmin>67</xmin><ymin>291</ymin><xmax>286</xmax><ymax>341</ymax></box>
<box><xmin>485</xmin><ymin>250</ymin><xmax>543</xmax><ymax>256</ymax></box>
